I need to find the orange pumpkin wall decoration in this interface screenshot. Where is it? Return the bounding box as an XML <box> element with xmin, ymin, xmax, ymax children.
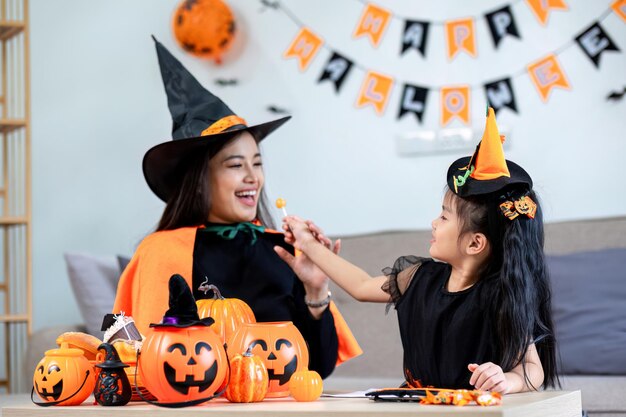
<box><xmin>289</xmin><ymin>368</ymin><xmax>323</xmax><ymax>402</ymax></box>
<box><xmin>138</xmin><ymin>326</ymin><xmax>228</xmax><ymax>403</ymax></box>
<box><xmin>196</xmin><ymin>284</ymin><xmax>256</xmax><ymax>343</ymax></box>
<box><xmin>227</xmin><ymin>321</ymin><xmax>309</xmax><ymax>398</ymax></box>
<box><xmin>32</xmin><ymin>342</ymin><xmax>96</xmax><ymax>406</ymax></box>
<box><xmin>224</xmin><ymin>347</ymin><xmax>268</xmax><ymax>403</ymax></box>
<box><xmin>172</xmin><ymin>0</ymin><xmax>236</xmax><ymax>64</ymax></box>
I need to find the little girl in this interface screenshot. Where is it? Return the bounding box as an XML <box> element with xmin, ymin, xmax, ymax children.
<box><xmin>277</xmin><ymin>108</ymin><xmax>558</xmax><ymax>393</ymax></box>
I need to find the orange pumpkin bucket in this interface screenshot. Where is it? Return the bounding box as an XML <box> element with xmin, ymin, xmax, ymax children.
<box><xmin>227</xmin><ymin>321</ymin><xmax>309</xmax><ymax>398</ymax></box>
<box><xmin>32</xmin><ymin>342</ymin><xmax>96</xmax><ymax>406</ymax></box>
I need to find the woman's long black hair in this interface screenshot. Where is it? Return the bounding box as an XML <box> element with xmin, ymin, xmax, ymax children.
<box><xmin>156</xmin><ymin>135</ymin><xmax>275</xmax><ymax>231</ymax></box>
<box><xmin>451</xmin><ymin>186</ymin><xmax>559</xmax><ymax>389</ymax></box>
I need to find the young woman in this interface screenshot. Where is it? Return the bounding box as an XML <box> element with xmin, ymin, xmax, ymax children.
<box><xmin>113</xmin><ymin>38</ymin><xmax>360</xmax><ymax>379</ymax></box>
<box><xmin>282</xmin><ymin>109</ymin><xmax>559</xmax><ymax>392</ymax></box>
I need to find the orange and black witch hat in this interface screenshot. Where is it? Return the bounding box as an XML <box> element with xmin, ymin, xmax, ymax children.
<box><xmin>143</xmin><ymin>36</ymin><xmax>290</xmax><ymax>202</ymax></box>
<box><xmin>447</xmin><ymin>107</ymin><xmax>532</xmax><ymax>197</ymax></box>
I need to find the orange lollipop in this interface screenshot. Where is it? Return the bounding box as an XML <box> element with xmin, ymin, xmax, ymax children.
<box><xmin>275</xmin><ymin>198</ymin><xmax>287</xmax><ymax>217</ymax></box>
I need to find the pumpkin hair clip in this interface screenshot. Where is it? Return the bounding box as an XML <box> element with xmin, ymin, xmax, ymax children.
<box><xmin>499</xmin><ymin>195</ymin><xmax>537</xmax><ymax>220</ymax></box>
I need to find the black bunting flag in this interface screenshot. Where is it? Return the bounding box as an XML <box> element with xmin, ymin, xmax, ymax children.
<box><xmin>485</xmin><ymin>5</ymin><xmax>520</xmax><ymax>48</ymax></box>
<box><xmin>401</xmin><ymin>20</ymin><xmax>429</xmax><ymax>57</ymax></box>
<box><xmin>318</xmin><ymin>51</ymin><xmax>354</xmax><ymax>93</ymax></box>
<box><xmin>575</xmin><ymin>22</ymin><xmax>620</xmax><ymax>68</ymax></box>
<box><xmin>398</xmin><ymin>84</ymin><xmax>429</xmax><ymax>123</ymax></box>
<box><xmin>484</xmin><ymin>78</ymin><xmax>517</xmax><ymax>115</ymax></box>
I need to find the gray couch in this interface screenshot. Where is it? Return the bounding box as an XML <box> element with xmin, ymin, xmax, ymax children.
<box><xmin>24</xmin><ymin>217</ymin><xmax>626</xmax><ymax>416</ymax></box>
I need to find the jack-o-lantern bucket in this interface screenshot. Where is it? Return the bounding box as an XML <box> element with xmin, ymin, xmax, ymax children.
<box><xmin>32</xmin><ymin>342</ymin><xmax>96</xmax><ymax>406</ymax></box>
<box><xmin>138</xmin><ymin>325</ymin><xmax>228</xmax><ymax>403</ymax></box>
<box><xmin>227</xmin><ymin>321</ymin><xmax>308</xmax><ymax>398</ymax></box>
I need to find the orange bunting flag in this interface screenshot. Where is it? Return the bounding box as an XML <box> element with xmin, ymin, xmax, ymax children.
<box><xmin>355</xmin><ymin>71</ymin><xmax>394</xmax><ymax>115</ymax></box>
<box><xmin>353</xmin><ymin>3</ymin><xmax>392</xmax><ymax>48</ymax></box>
<box><xmin>527</xmin><ymin>54</ymin><xmax>571</xmax><ymax>102</ymax></box>
<box><xmin>525</xmin><ymin>0</ymin><xmax>568</xmax><ymax>25</ymax></box>
<box><xmin>441</xmin><ymin>86</ymin><xmax>470</xmax><ymax>126</ymax></box>
<box><xmin>611</xmin><ymin>0</ymin><xmax>626</xmax><ymax>22</ymax></box>
<box><xmin>283</xmin><ymin>27</ymin><xmax>324</xmax><ymax>71</ymax></box>
<box><xmin>445</xmin><ymin>18</ymin><xmax>477</xmax><ymax>60</ymax></box>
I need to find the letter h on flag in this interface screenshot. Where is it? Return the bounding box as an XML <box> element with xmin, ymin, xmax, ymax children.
<box><xmin>284</xmin><ymin>27</ymin><xmax>324</xmax><ymax>71</ymax></box>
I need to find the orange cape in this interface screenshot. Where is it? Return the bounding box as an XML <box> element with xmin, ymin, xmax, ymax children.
<box><xmin>113</xmin><ymin>226</ymin><xmax>362</xmax><ymax>366</ymax></box>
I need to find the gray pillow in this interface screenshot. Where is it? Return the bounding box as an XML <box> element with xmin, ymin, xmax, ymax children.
<box><xmin>64</xmin><ymin>253</ymin><xmax>120</xmax><ymax>338</ymax></box>
<box><xmin>549</xmin><ymin>248</ymin><xmax>626</xmax><ymax>375</ymax></box>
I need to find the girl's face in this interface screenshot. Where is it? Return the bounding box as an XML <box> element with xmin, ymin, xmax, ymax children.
<box><xmin>429</xmin><ymin>192</ymin><xmax>464</xmax><ymax>263</ymax></box>
<box><xmin>207</xmin><ymin>132</ymin><xmax>264</xmax><ymax>224</ymax></box>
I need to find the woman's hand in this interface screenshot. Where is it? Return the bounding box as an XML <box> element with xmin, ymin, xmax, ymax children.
<box><xmin>468</xmin><ymin>362</ymin><xmax>511</xmax><ymax>394</ymax></box>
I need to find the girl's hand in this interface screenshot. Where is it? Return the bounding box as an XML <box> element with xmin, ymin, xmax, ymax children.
<box><xmin>468</xmin><ymin>363</ymin><xmax>510</xmax><ymax>394</ymax></box>
<box><xmin>281</xmin><ymin>215</ymin><xmax>319</xmax><ymax>251</ymax></box>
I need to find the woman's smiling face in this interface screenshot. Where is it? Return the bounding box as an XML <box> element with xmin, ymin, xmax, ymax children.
<box><xmin>207</xmin><ymin>131</ymin><xmax>264</xmax><ymax>224</ymax></box>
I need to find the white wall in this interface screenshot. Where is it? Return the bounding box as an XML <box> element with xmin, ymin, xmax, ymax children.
<box><xmin>30</xmin><ymin>0</ymin><xmax>626</xmax><ymax>330</ymax></box>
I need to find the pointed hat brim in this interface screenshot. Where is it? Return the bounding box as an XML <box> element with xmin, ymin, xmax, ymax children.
<box><xmin>143</xmin><ymin>116</ymin><xmax>290</xmax><ymax>202</ymax></box>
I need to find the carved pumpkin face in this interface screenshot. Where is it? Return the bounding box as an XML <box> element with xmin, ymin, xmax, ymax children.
<box><xmin>32</xmin><ymin>343</ymin><xmax>96</xmax><ymax>406</ymax></box>
<box><xmin>139</xmin><ymin>326</ymin><xmax>227</xmax><ymax>402</ymax></box>
<box><xmin>227</xmin><ymin>321</ymin><xmax>309</xmax><ymax>398</ymax></box>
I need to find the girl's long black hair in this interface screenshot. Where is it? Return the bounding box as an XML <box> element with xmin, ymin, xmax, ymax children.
<box><xmin>452</xmin><ymin>186</ymin><xmax>559</xmax><ymax>389</ymax></box>
<box><xmin>156</xmin><ymin>135</ymin><xmax>275</xmax><ymax>232</ymax></box>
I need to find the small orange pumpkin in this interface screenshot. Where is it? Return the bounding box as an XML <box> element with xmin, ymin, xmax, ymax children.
<box><xmin>224</xmin><ymin>347</ymin><xmax>268</xmax><ymax>403</ymax></box>
<box><xmin>289</xmin><ymin>368</ymin><xmax>323</xmax><ymax>402</ymax></box>
<box><xmin>227</xmin><ymin>321</ymin><xmax>309</xmax><ymax>398</ymax></box>
<box><xmin>32</xmin><ymin>342</ymin><xmax>96</xmax><ymax>406</ymax></box>
<box><xmin>196</xmin><ymin>284</ymin><xmax>256</xmax><ymax>342</ymax></box>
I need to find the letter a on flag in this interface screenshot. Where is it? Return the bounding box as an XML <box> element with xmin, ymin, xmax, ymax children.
<box><xmin>353</xmin><ymin>3</ymin><xmax>392</xmax><ymax>48</ymax></box>
<box><xmin>527</xmin><ymin>54</ymin><xmax>570</xmax><ymax>102</ymax></box>
<box><xmin>284</xmin><ymin>27</ymin><xmax>324</xmax><ymax>71</ymax></box>
<box><xmin>445</xmin><ymin>18</ymin><xmax>477</xmax><ymax>60</ymax></box>
<box><xmin>441</xmin><ymin>86</ymin><xmax>470</xmax><ymax>126</ymax></box>
<box><xmin>355</xmin><ymin>71</ymin><xmax>394</xmax><ymax>115</ymax></box>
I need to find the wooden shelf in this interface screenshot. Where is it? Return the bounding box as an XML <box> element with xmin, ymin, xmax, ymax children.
<box><xmin>0</xmin><ymin>216</ymin><xmax>28</xmax><ymax>225</ymax></box>
<box><xmin>0</xmin><ymin>118</ymin><xmax>27</xmax><ymax>134</ymax></box>
<box><xmin>0</xmin><ymin>314</ymin><xmax>29</xmax><ymax>323</ymax></box>
<box><xmin>0</xmin><ymin>21</ymin><xmax>24</xmax><ymax>41</ymax></box>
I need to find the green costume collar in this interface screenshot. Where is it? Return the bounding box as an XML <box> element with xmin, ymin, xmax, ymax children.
<box><xmin>202</xmin><ymin>222</ymin><xmax>266</xmax><ymax>245</ymax></box>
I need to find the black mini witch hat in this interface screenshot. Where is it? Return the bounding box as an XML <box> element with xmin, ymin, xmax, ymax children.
<box><xmin>143</xmin><ymin>36</ymin><xmax>291</xmax><ymax>202</ymax></box>
<box><xmin>150</xmin><ymin>274</ymin><xmax>214</xmax><ymax>328</ymax></box>
<box><xmin>447</xmin><ymin>107</ymin><xmax>532</xmax><ymax>197</ymax></box>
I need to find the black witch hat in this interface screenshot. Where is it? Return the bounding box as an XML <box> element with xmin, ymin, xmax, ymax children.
<box><xmin>143</xmin><ymin>36</ymin><xmax>291</xmax><ymax>202</ymax></box>
<box><xmin>150</xmin><ymin>274</ymin><xmax>214</xmax><ymax>328</ymax></box>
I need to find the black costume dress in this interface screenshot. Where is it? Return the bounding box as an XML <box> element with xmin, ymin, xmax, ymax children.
<box><xmin>192</xmin><ymin>223</ymin><xmax>338</xmax><ymax>378</ymax></box>
<box><xmin>383</xmin><ymin>256</ymin><xmax>500</xmax><ymax>389</ymax></box>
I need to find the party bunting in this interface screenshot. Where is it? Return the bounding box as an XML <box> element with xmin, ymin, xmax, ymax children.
<box><xmin>283</xmin><ymin>27</ymin><xmax>323</xmax><ymax>71</ymax></box>
<box><xmin>398</xmin><ymin>84</ymin><xmax>429</xmax><ymax>122</ymax></box>
<box><xmin>575</xmin><ymin>22</ymin><xmax>620</xmax><ymax>67</ymax></box>
<box><xmin>527</xmin><ymin>54</ymin><xmax>571</xmax><ymax>102</ymax></box>
<box><xmin>353</xmin><ymin>3</ymin><xmax>392</xmax><ymax>48</ymax></box>
<box><xmin>525</xmin><ymin>0</ymin><xmax>569</xmax><ymax>25</ymax></box>
<box><xmin>484</xmin><ymin>78</ymin><xmax>518</xmax><ymax>115</ymax></box>
<box><xmin>401</xmin><ymin>20</ymin><xmax>430</xmax><ymax>56</ymax></box>
<box><xmin>445</xmin><ymin>18</ymin><xmax>477</xmax><ymax>60</ymax></box>
<box><xmin>276</xmin><ymin>1</ymin><xmax>621</xmax><ymax>124</ymax></box>
<box><xmin>355</xmin><ymin>71</ymin><xmax>394</xmax><ymax>114</ymax></box>
<box><xmin>318</xmin><ymin>52</ymin><xmax>354</xmax><ymax>93</ymax></box>
<box><xmin>612</xmin><ymin>0</ymin><xmax>626</xmax><ymax>22</ymax></box>
<box><xmin>485</xmin><ymin>5</ymin><xmax>520</xmax><ymax>48</ymax></box>
<box><xmin>441</xmin><ymin>86</ymin><xmax>470</xmax><ymax>126</ymax></box>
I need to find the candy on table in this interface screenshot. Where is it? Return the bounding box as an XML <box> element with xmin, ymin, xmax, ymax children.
<box><xmin>275</xmin><ymin>198</ymin><xmax>288</xmax><ymax>217</ymax></box>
